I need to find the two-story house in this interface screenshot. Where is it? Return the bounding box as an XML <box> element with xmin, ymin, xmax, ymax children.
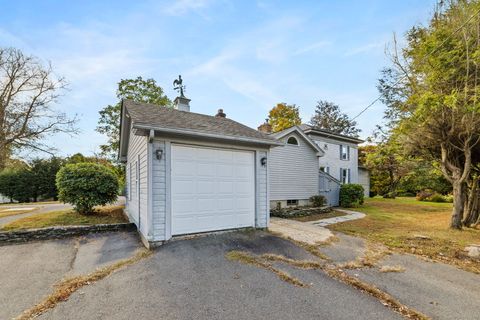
<box><xmin>260</xmin><ymin>123</ymin><xmax>364</xmax><ymax>208</ymax></box>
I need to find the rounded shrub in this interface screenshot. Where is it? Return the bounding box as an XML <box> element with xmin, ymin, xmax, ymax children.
<box><xmin>339</xmin><ymin>184</ymin><xmax>364</xmax><ymax>208</ymax></box>
<box><xmin>56</xmin><ymin>163</ymin><xmax>119</xmax><ymax>214</ymax></box>
<box><xmin>309</xmin><ymin>195</ymin><xmax>326</xmax><ymax>207</ymax></box>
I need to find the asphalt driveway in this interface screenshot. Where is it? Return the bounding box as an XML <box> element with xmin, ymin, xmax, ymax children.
<box><xmin>3</xmin><ymin>229</ymin><xmax>479</xmax><ymax>320</ymax></box>
<box><xmin>2</xmin><ymin>230</ymin><xmax>401</xmax><ymax>320</ymax></box>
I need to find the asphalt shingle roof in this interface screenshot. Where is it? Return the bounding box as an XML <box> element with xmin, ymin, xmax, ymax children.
<box><xmin>123</xmin><ymin>100</ymin><xmax>280</xmax><ymax>145</ymax></box>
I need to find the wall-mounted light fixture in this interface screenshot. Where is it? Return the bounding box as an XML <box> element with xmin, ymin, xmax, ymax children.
<box><xmin>260</xmin><ymin>157</ymin><xmax>267</xmax><ymax>166</ymax></box>
<box><xmin>155</xmin><ymin>149</ymin><xmax>163</xmax><ymax>160</ymax></box>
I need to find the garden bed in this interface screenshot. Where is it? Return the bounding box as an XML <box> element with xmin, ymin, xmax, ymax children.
<box><xmin>292</xmin><ymin>210</ymin><xmax>347</xmax><ymax>222</ymax></box>
<box><xmin>270</xmin><ymin>206</ymin><xmax>332</xmax><ymax>219</ymax></box>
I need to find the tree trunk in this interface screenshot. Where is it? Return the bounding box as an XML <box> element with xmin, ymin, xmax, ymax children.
<box><xmin>451</xmin><ymin>182</ymin><xmax>465</xmax><ymax>229</ymax></box>
<box><xmin>0</xmin><ymin>146</ymin><xmax>7</xmax><ymax>171</ymax></box>
<box><xmin>463</xmin><ymin>179</ymin><xmax>480</xmax><ymax>227</ymax></box>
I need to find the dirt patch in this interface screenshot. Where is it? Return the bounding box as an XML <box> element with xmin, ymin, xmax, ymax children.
<box><xmin>338</xmin><ymin>242</ymin><xmax>390</xmax><ymax>269</ymax></box>
<box><xmin>379</xmin><ymin>265</ymin><xmax>406</xmax><ymax>273</ymax></box>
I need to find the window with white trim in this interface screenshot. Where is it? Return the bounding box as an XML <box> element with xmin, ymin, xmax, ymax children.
<box><xmin>286</xmin><ymin>199</ymin><xmax>298</xmax><ymax>206</ymax></box>
<box><xmin>128</xmin><ymin>162</ymin><xmax>133</xmax><ymax>201</ymax></box>
<box><xmin>340</xmin><ymin>168</ymin><xmax>350</xmax><ymax>184</ymax></box>
<box><xmin>340</xmin><ymin>145</ymin><xmax>350</xmax><ymax>160</ymax></box>
<box><xmin>135</xmin><ymin>156</ymin><xmax>140</xmax><ymax>200</ymax></box>
<box><xmin>287</xmin><ymin>136</ymin><xmax>298</xmax><ymax>145</ymax></box>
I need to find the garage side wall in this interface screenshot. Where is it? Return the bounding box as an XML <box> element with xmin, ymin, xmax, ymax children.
<box><xmin>151</xmin><ymin>140</ymin><xmax>167</xmax><ymax>241</ymax></box>
<box><xmin>125</xmin><ymin>132</ymin><xmax>149</xmax><ymax>238</ymax></box>
<box><xmin>256</xmin><ymin>150</ymin><xmax>269</xmax><ymax>228</ymax></box>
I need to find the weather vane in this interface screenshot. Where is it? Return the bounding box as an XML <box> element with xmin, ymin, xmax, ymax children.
<box><xmin>173</xmin><ymin>75</ymin><xmax>186</xmax><ymax>97</ymax></box>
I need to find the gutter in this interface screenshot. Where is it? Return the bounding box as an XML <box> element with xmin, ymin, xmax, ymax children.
<box><xmin>133</xmin><ymin>124</ymin><xmax>284</xmax><ymax>147</ymax></box>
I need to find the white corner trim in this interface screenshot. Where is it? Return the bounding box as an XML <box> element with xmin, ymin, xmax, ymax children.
<box><xmin>165</xmin><ymin>140</ymin><xmax>172</xmax><ymax>240</ymax></box>
<box><xmin>147</xmin><ymin>136</ymin><xmax>154</xmax><ymax>238</ymax></box>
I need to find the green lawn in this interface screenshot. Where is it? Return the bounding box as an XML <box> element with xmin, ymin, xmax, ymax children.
<box><xmin>1</xmin><ymin>205</ymin><xmax>128</xmax><ymax>231</ymax></box>
<box><xmin>330</xmin><ymin>197</ymin><xmax>480</xmax><ymax>274</ymax></box>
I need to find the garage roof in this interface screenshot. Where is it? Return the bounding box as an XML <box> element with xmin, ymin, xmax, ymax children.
<box><xmin>121</xmin><ymin>99</ymin><xmax>282</xmax><ymax>147</ymax></box>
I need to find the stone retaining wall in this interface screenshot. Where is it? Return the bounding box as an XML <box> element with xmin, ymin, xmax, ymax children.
<box><xmin>0</xmin><ymin>223</ymin><xmax>136</xmax><ymax>245</ymax></box>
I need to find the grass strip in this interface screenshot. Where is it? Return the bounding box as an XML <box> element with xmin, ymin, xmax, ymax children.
<box><xmin>226</xmin><ymin>250</ymin><xmax>307</xmax><ymax>287</ymax></box>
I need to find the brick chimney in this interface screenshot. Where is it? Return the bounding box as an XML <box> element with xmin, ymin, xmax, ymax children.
<box><xmin>257</xmin><ymin>119</ymin><xmax>272</xmax><ymax>134</ymax></box>
<box><xmin>215</xmin><ymin>109</ymin><xmax>226</xmax><ymax>118</ymax></box>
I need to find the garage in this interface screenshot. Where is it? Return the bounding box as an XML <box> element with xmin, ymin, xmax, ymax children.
<box><xmin>119</xmin><ymin>98</ymin><xmax>281</xmax><ymax>247</ymax></box>
<box><xmin>171</xmin><ymin>145</ymin><xmax>255</xmax><ymax>235</ymax></box>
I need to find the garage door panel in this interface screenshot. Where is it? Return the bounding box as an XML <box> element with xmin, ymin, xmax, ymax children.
<box><xmin>172</xmin><ymin>180</ymin><xmax>196</xmax><ymax>195</ymax></box>
<box><xmin>171</xmin><ymin>145</ymin><xmax>255</xmax><ymax>235</ymax></box>
<box><xmin>197</xmin><ymin>163</ymin><xmax>215</xmax><ymax>177</ymax></box>
<box><xmin>172</xmin><ymin>160</ymin><xmax>196</xmax><ymax>176</ymax></box>
<box><xmin>197</xmin><ymin>180</ymin><xmax>215</xmax><ymax>194</ymax></box>
<box><xmin>173</xmin><ymin>199</ymin><xmax>196</xmax><ymax>214</ymax></box>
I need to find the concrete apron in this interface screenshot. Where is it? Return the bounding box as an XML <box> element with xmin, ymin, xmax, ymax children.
<box><xmin>269</xmin><ymin>217</ymin><xmax>333</xmax><ymax>245</ymax></box>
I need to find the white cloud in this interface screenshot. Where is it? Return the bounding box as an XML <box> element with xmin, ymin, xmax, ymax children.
<box><xmin>293</xmin><ymin>41</ymin><xmax>331</xmax><ymax>55</ymax></box>
<box><xmin>345</xmin><ymin>41</ymin><xmax>385</xmax><ymax>56</ymax></box>
<box><xmin>162</xmin><ymin>0</ymin><xmax>214</xmax><ymax>16</ymax></box>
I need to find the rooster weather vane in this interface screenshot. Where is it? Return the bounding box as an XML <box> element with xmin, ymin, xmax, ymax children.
<box><xmin>173</xmin><ymin>75</ymin><xmax>186</xmax><ymax>97</ymax></box>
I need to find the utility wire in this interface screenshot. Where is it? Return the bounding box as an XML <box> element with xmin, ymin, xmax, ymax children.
<box><xmin>320</xmin><ymin>6</ymin><xmax>480</xmax><ymax>140</ymax></box>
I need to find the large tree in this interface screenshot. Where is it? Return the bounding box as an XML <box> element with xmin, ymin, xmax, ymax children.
<box><xmin>267</xmin><ymin>103</ymin><xmax>301</xmax><ymax>132</ymax></box>
<box><xmin>96</xmin><ymin>77</ymin><xmax>171</xmax><ymax>160</ymax></box>
<box><xmin>309</xmin><ymin>100</ymin><xmax>361</xmax><ymax>137</ymax></box>
<box><xmin>0</xmin><ymin>47</ymin><xmax>76</xmax><ymax>170</ymax></box>
<box><xmin>378</xmin><ymin>0</ymin><xmax>480</xmax><ymax>228</ymax></box>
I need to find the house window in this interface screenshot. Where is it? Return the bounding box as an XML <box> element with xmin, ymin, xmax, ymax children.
<box><xmin>286</xmin><ymin>199</ymin><xmax>298</xmax><ymax>206</ymax></box>
<box><xmin>340</xmin><ymin>145</ymin><xmax>350</xmax><ymax>160</ymax></box>
<box><xmin>135</xmin><ymin>156</ymin><xmax>140</xmax><ymax>199</ymax></box>
<box><xmin>340</xmin><ymin>168</ymin><xmax>350</xmax><ymax>184</ymax></box>
<box><xmin>287</xmin><ymin>136</ymin><xmax>298</xmax><ymax>145</ymax></box>
<box><xmin>128</xmin><ymin>162</ymin><xmax>133</xmax><ymax>201</ymax></box>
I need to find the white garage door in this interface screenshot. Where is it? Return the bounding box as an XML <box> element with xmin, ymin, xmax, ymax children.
<box><xmin>171</xmin><ymin>145</ymin><xmax>255</xmax><ymax>235</ymax></box>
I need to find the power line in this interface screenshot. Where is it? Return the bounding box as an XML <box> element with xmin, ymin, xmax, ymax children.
<box><xmin>324</xmin><ymin>5</ymin><xmax>480</xmax><ymax>138</ymax></box>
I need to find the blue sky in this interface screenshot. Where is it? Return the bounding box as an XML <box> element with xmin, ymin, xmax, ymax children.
<box><xmin>0</xmin><ymin>0</ymin><xmax>435</xmax><ymax>157</ymax></box>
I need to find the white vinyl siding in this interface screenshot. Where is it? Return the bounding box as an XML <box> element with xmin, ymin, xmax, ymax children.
<box><xmin>358</xmin><ymin>168</ymin><xmax>370</xmax><ymax>197</ymax></box>
<box><xmin>269</xmin><ymin>132</ymin><xmax>319</xmax><ymax>201</ymax></box>
<box><xmin>310</xmin><ymin>134</ymin><xmax>358</xmax><ymax>184</ymax></box>
<box><xmin>125</xmin><ymin>130</ymin><xmax>149</xmax><ymax>237</ymax></box>
<box><xmin>151</xmin><ymin>140</ymin><xmax>167</xmax><ymax>241</ymax></box>
<box><xmin>256</xmin><ymin>150</ymin><xmax>268</xmax><ymax>228</ymax></box>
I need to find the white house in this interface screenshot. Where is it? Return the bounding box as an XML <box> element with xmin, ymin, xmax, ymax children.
<box><xmin>119</xmin><ymin>97</ymin><xmax>282</xmax><ymax>248</ymax></box>
<box><xmin>264</xmin><ymin>124</ymin><xmax>364</xmax><ymax>208</ymax></box>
